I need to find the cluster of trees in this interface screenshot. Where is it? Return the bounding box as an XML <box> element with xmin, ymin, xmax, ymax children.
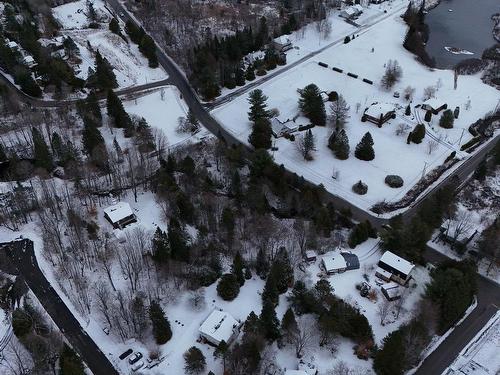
<box><xmin>328</xmin><ymin>128</ymin><xmax>350</xmax><ymax>159</ymax></box>
<box><xmin>188</xmin><ymin>18</ymin><xmax>283</xmax><ymax>100</ymax></box>
<box><xmin>298</xmin><ymin>83</ymin><xmax>326</xmax><ymax>126</ymax></box>
<box><xmin>125</xmin><ymin>20</ymin><xmax>158</xmax><ymax>68</ymax></box>
<box><xmin>381</xmin><ymin>60</ymin><xmax>403</xmax><ymax>90</ymax></box>
<box><xmin>381</xmin><ymin>178</ymin><xmax>459</xmax><ymax>262</ymax></box>
<box><xmin>87</xmin><ymin>50</ymin><xmax>118</xmax><ymax>91</ymax></box>
<box><xmin>348</xmin><ymin>220</ymin><xmax>377</xmax><ymax>248</ymax></box>
<box><xmin>355</xmin><ymin>132</ymin><xmax>375</xmax><ymax>161</ymax></box>
<box><xmin>439</xmin><ymin>109</ymin><xmax>454</xmax><ymax>129</ymax></box>
<box><xmin>402</xmin><ymin>2</ymin><xmax>436</xmax><ymax>67</ymax></box>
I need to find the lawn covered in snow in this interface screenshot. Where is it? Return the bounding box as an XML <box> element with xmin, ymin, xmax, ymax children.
<box><xmin>52</xmin><ymin>0</ymin><xmax>167</xmax><ymax>88</ymax></box>
<box><xmin>212</xmin><ymin>9</ymin><xmax>499</xmax><ymax>213</ymax></box>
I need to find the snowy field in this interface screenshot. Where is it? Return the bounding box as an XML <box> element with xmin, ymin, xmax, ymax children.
<box><xmin>212</xmin><ymin>9</ymin><xmax>499</xmax><ymax>213</ymax></box>
<box><xmin>52</xmin><ymin>0</ymin><xmax>167</xmax><ymax>88</ymax></box>
<box><xmin>218</xmin><ymin>0</ymin><xmax>409</xmax><ymax>99</ymax></box>
<box><xmin>443</xmin><ymin>311</ymin><xmax>500</xmax><ymax>375</ymax></box>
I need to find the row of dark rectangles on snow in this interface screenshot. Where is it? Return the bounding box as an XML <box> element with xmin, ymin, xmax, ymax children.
<box><xmin>317</xmin><ymin>62</ymin><xmax>373</xmax><ymax>85</ymax></box>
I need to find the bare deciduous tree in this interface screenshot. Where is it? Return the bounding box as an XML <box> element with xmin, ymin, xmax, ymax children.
<box><xmin>427</xmin><ymin>139</ymin><xmax>439</xmax><ymax>154</ymax></box>
<box><xmin>378</xmin><ymin>299</ymin><xmax>392</xmax><ymax>325</ymax></box>
<box><xmin>423</xmin><ymin>86</ymin><xmax>436</xmax><ymax>100</ymax></box>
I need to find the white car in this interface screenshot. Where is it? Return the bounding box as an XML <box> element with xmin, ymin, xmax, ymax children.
<box><xmin>131</xmin><ymin>361</ymin><xmax>144</xmax><ymax>372</ymax></box>
<box><xmin>128</xmin><ymin>352</ymin><xmax>143</xmax><ymax>365</ymax></box>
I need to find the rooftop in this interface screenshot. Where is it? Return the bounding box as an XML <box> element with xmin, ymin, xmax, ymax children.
<box><xmin>199</xmin><ymin>310</ymin><xmax>238</xmax><ymax>344</ymax></box>
<box><xmin>379</xmin><ymin>251</ymin><xmax>414</xmax><ymax>275</ymax></box>
<box><xmin>322</xmin><ymin>253</ymin><xmax>347</xmax><ymax>271</ymax></box>
<box><xmin>103</xmin><ymin>202</ymin><xmax>134</xmax><ymax>223</ymax></box>
<box><xmin>364</xmin><ymin>102</ymin><xmax>395</xmax><ymax>118</ymax></box>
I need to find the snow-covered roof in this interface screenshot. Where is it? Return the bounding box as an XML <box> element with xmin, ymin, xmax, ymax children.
<box><xmin>379</xmin><ymin>251</ymin><xmax>414</xmax><ymax>276</ymax></box>
<box><xmin>382</xmin><ymin>282</ymin><xmax>401</xmax><ymax>299</ymax></box>
<box><xmin>341</xmin><ymin>7</ymin><xmax>357</xmax><ymax>16</ymax></box>
<box><xmin>285</xmin><ymin>371</ymin><xmax>308</xmax><ymax>375</ymax></box>
<box><xmin>423</xmin><ymin>97</ymin><xmax>446</xmax><ymax>109</ymax></box>
<box><xmin>376</xmin><ymin>267</ymin><xmax>392</xmax><ymax>279</ymax></box>
<box><xmin>322</xmin><ymin>253</ymin><xmax>347</xmax><ymax>271</ymax></box>
<box><xmin>7</xmin><ymin>41</ymin><xmax>18</xmax><ymax>49</ymax></box>
<box><xmin>274</xmin><ymin>36</ymin><xmax>291</xmax><ymax>46</ymax></box>
<box><xmin>353</xmin><ymin>4</ymin><xmax>364</xmax><ymax>12</ymax></box>
<box><xmin>305</xmin><ymin>250</ymin><xmax>316</xmax><ymax>259</ymax></box>
<box><xmin>23</xmin><ymin>56</ymin><xmax>35</xmax><ymax>64</ymax></box>
<box><xmin>340</xmin><ymin>252</ymin><xmax>360</xmax><ymax>270</ymax></box>
<box><xmin>199</xmin><ymin>310</ymin><xmax>238</xmax><ymax>345</ymax></box>
<box><xmin>364</xmin><ymin>102</ymin><xmax>395</xmax><ymax>118</ymax></box>
<box><xmin>103</xmin><ymin>202</ymin><xmax>134</xmax><ymax>223</ymax></box>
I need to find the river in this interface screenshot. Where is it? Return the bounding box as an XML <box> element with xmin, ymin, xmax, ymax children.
<box><xmin>424</xmin><ymin>0</ymin><xmax>499</xmax><ymax>69</ymax></box>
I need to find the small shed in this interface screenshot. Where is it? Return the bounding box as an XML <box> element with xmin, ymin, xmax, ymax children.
<box><xmin>341</xmin><ymin>252</ymin><xmax>360</xmax><ymax>271</ymax></box>
<box><xmin>381</xmin><ymin>282</ymin><xmax>402</xmax><ymax>301</ymax></box>
<box><xmin>421</xmin><ymin>98</ymin><xmax>448</xmax><ymax>114</ymax></box>
<box><xmin>23</xmin><ymin>55</ymin><xmax>37</xmax><ymax>68</ymax></box>
<box><xmin>272</xmin><ymin>36</ymin><xmax>293</xmax><ymax>53</ymax></box>
<box><xmin>199</xmin><ymin>310</ymin><xmax>240</xmax><ymax>346</ymax></box>
<box><xmin>103</xmin><ymin>202</ymin><xmax>137</xmax><ymax>229</ymax></box>
<box><xmin>271</xmin><ymin>117</ymin><xmax>299</xmax><ymax>138</ymax></box>
<box><xmin>304</xmin><ymin>250</ymin><xmax>317</xmax><ymax>262</ymax></box>
<box><xmin>362</xmin><ymin>102</ymin><xmax>396</xmax><ymax>127</ymax></box>
<box><xmin>7</xmin><ymin>41</ymin><xmax>18</xmax><ymax>50</ymax></box>
<box><xmin>340</xmin><ymin>5</ymin><xmax>363</xmax><ymax>19</ymax></box>
<box><xmin>376</xmin><ymin>251</ymin><xmax>414</xmax><ymax>285</ymax></box>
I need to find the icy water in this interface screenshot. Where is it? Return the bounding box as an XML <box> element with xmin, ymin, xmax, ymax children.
<box><xmin>425</xmin><ymin>0</ymin><xmax>499</xmax><ymax>68</ymax></box>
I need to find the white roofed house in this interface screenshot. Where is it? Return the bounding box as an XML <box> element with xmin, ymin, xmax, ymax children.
<box><xmin>375</xmin><ymin>251</ymin><xmax>415</xmax><ymax>285</ymax></box>
<box><xmin>271</xmin><ymin>117</ymin><xmax>299</xmax><ymax>138</ymax></box>
<box><xmin>321</xmin><ymin>252</ymin><xmax>360</xmax><ymax>275</ymax></box>
<box><xmin>103</xmin><ymin>201</ymin><xmax>137</xmax><ymax>229</ymax></box>
<box><xmin>22</xmin><ymin>55</ymin><xmax>37</xmax><ymax>69</ymax></box>
<box><xmin>361</xmin><ymin>102</ymin><xmax>396</xmax><ymax>127</ymax></box>
<box><xmin>199</xmin><ymin>309</ymin><xmax>240</xmax><ymax>346</ymax></box>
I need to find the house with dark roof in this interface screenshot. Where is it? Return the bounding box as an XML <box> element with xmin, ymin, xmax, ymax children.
<box><xmin>361</xmin><ymin>102</ymin><xmax>396</xmax><ymax>127</ymax></box>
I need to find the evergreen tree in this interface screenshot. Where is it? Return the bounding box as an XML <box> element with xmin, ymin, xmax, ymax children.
<box><xmin>256</xmin><ymin>247</ymin><xmax>270</xmax><ymax>279</ymax></box>
<box><xmin>139</xmin><ymin>34</ymin><xmax>159</xmax><ymax>68</ymax></box>
<box><xmin>260</xmin><ymin>298</ymin><xmax>280</xmax><ymax>341</ymax></box>
<box><xmin>94</xmin><ymin>50</ymin><xmax>117</xmax><ymax>90</ymax></box>
<box><xmin>82</xmin><ymin>117</ymin><xmax>109</xmax><ymax>171</ymax></box>
<box><xmin>168</xmin><ymin>218</ymin><xmax>190</xmax><ymax>262</ymax></box>
<box><xmin>149</xmin><ymin>300</ymin><xmax>172</xmax><ymax>344</ymax></box>
<box><xmin>248</xmin><ymin>89</ymin><xmax>271</xmax><ymax>123</ymax></box>
<box><xmin>12</xmin><ymin>308</ymin><xmax>32</xmax><ymax>337</ymax></box>
<box><xmin>51</xmin><ymin>132</ymin><xmax>64</xmax><ymax>160</ymax></box>
<box><xmin>107</xmin><ymin>90</ymin><xmax>134</xmax><ymax>136</ymax></box>
<box><xmin>281</xmin><ymin>307</ymin><xmax>298</xmax><ymax>342</ymax></box>
<box><xmin>270</xmin><ymin>247</ymin><xmax>294</xmax><ymax>294</ymax></box>
<box><xmin>217</xmin><ymin>273</ymin><xmax>240</xmax><ymax>301</ymax></box>
<box><xmin>373</xmin><ymin>329</ymin><xmax>406</xmax><ymax>375</ymax></box>
<box><xmin>152</xmin><ymin>227</ymin><xmax>170</xmax><ymax>262</ymax></box>
<box><xmin>221</xmin><ymin>207</ymin><xmax>235</xmax><ymax>237</ymax></box>
<box><xmin>410</xmin><ymin>123</ymin><xmax>426</xmax><ymax>144</ymax></box>
<box><xmin>300</xmin><ymin>129</ymin><xmax>316</xmax><ymax>160</ymax></box>
<box><xmin>0</xmin><ymin>143</ymin><xmax>7</xmax><ymax>163</ymax></box>
<box><xmin>248</xmin><ymin>118</ymin><xmax>272</xmax><ymax>150</ymax></box>
<box><xmin>32</xmin><ymin>127</ymin><xmax>54</xmax><ymax>171</ymax></box>
<box><xmin>330</xmin><ymin>128</ymin><xmax>349</xmax><ymax>160</ymax></box>
<box><xmin>354</xmin><ymin>132</ymin><xmax>375</xmax><ymax>161</ymax></box>
<box><xmin>231</xmin><ymin>251</ymin><xmax>245</xmax><ymax>286</ymax></box>
<box><xmin>424</xmin><ymin>110</ymin><xmax>432</xmax><ymax>122</ymax></box>
<box><xmin>245</xmin><ymin>65</ymin><xmax>256</xmax><ymax>81</ymax></box>
<box><xmin>262</xmin><ymin>271</ymin><xmax>279</xmax><ymax>306</ymax></box>
<box><xmin>298</xmin><ymin>84</ymin><xmax>326</xmax><ymax>126</ymax></box>
<box><xmin>184</xmin><ymin>346</ymin><xmax>206</xmax><ymax>374</ymax></box>
<box><xmin>59</xmin><ymin>344</ymin><xmax>85</xmax><ymax>375</ymax></box>
<box><xmin>439</xmin><ymin>109</ymin><xmax>454</xmax><ymax>129</ymax></box>
<box><xmin>405</xmin><ymin>104</ymin><xmax>411</xmax><ymax>116</ymax></box>
<box><xmin>214</xmin><ymin>340</ymin><xmax>229</xmax><ymax>371</ymax></box>
<box><xmin>109</xmin><ymin>18</ymin><xmax>121</xmax><ymax>35</ymax></box>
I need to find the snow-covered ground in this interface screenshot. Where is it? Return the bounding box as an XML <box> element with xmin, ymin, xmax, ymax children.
<box><xmin>218</xmin><ymin>0</ymin><xmax>409</xmax><ymax>99</ymax></box>
<box><xmin>212</xmin><ymin>8</ymin><xmax>499</xmax><ymax>213</ymax></box>
<box><xmin>443</xmin><ymin>311</ymin><xmax>500</xmax><ymax>375</ymax></box>
<box><xmin>52</xmin><ymin>0</ymin><xmax>167</xmax><ymax>88</ymax></box>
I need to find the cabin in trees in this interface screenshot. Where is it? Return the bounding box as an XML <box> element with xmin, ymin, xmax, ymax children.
<box><xmin>361</xmin><ymin>102</ymin><xmax>396</xmax><ymax>127</ymax></box>
<box><xmin>271</xmin><ymin>117</ymin><xmax>299</xmax><ymax>138</ymax></box>
<box><xmin>340</xmin><ymin>5</ymin><xmax>363</xmax><ymax>19</ymax></box>
<box><xmin>421</xmin><ymin>98</ymin><xmax>448</xmax><ymax>114</ymax></box>
<box><xmin>375</xmin><ymin>251</ymin><xmax>414</xmax><ymax>285</ymax></box>
<box><xmin>199</xmin><ymin>310</ymin><xmax>240</xmax><ymax>346</ymax></box>
<box><xmin>103</xmin><ymin>201</ymin><xmax>137</xmax><ymax>229</ymax></box>
<box><xmin>321</xmin><ymin>252</ymin><xmax>360</xmax><ymax>275</ymax></box>
<box><xmin>272</xmin><ymin>36</ymin><xmax>293</xmax><ymax>53</ymax></box>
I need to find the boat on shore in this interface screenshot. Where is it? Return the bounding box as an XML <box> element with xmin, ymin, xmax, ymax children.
<box><xmin>444</xmin><ymin>46</ymin><xmax>474</xmax><ymax>55</ymax></box>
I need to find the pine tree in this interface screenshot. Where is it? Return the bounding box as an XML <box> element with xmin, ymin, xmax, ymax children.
<box><xmin>59</xmin><ymin>344</ymin><xmax>85</xmax><ymax>375</ymax></box>
<box><xmin>256</xmin><ymin>247</ymin><xmax>270</xmax><ymax>279</ymax></box>
<box><xmin>94</xmin><ymin>50</ymin><xmax>117</xmax><ymax>90</ymax></box>
<box><xmin>109</xmin><ymin>18</ymin><xmax>121</xmax><ymax>35</ymax></box>
<box><xmin>297</xmin><ymin>129</ymin><xmax>316</xmax><ymax>160</ymax></box>
<box><xmin>331</xmin><ymin>128</ymin><xmax>349</xmax><ymax>160</ymax></box>
<box><xmin>184</xmin><ymin>346</ymin><xmax>206</xmax><ymax>374</ymax></box>
<box><xmin>32</xmin><ymin>128</ymin><xmax>53</xmax><ymax>171</ymax></box>
<box><xmin>439</xmin><ymin>109</ymin><xmax>454</xmax><ymax>129</ymax></box>
<box><xmin>281</xmin><ymin>307</ymin><xmax>298</xmax><ymax>342</ymax></box>
<box><xmin>107</xmin><ymin>90</ymin><xmax>133</xmax><ymax>135</ymax></box>
<box><xmin>231</xmin><ymin>251</ymin><xmax>245</xmax><ymax>286</ymax></box>
<box><xmin>149</xmin><ymin>300</ymin><xmax>172</xmax><ymax>344</ymax></box>
<box><xmin>214</xmin><ymin>340</ymin><xmax>229</xmax><ymax>371</ymax></box>
<box><xmin>424</xmin><ymin>110</ymin><xmax>432</xmax><ymax>122</ymax></box>
<box><xmin>51</xmin><ymin>131</ymin><xmax>64</xmax><ymax>159</ymax></box>
<box><xmin>405</xmin><ymin>104</ymin><xmax>411</xmax><ymax>116</ymax></box>
<box><xmin>354</xmin><ymin>132</ymin><xmax>375</xmax><ymax>161</ymax></box>
<box><xmin>410</xmin><ymin>123</ymin><xmax>426</xmax><ymax>144</ymax></box>
<box><xmin>140</xmin><ymin>34</ymin><xmax>159</xmax><ymax>68</ymax></box>
<box><xmin>217</xmin><ymin>273</ymin><xmax>240</xmax><ymax>301</ymax></box>
<box><xmin>248</xmin><ymin>89</ymin><xmax>271</xmax><ymax>123</ymax></box>
<box><xmin>249</xmin><ymin>118</ymin><xmax>272</xmax><ymax>150</ymax></box>
<box><xmin>0</xmin><ymin>144</ymin><xmax>7</xmax><ymax>163</ymax></box>
<box><xmin>245</xmin><ymin>66</ymin><xmax>256</xmax><ymax>81</ymax></box>
<box><xmin>168</xmin><ymin>218</ymin><xmax>190</xmax><ymax>262</ymax></box>
<box><xmin>152</xmin><ymin>227</ymin><xmax>170</xmax><ymax>262</ymax></box>
<box><xmin>298</xmin><ymin>84</ymin><xmax>326</xmax><ymax>126</ymax></box>
<box><xmin>262</xmin><ymin>272</ymin><xmax>279</xmax><ymax>306</ymax></box>
<box><xmin>260</xmin><ymin>298</ymin><xmax>280</xmax><ymax>341</ymax></box>
<box><xmin>271</xmin><ymin>248</ymin><xmax>294</xmax><ymax>294</ymax></box>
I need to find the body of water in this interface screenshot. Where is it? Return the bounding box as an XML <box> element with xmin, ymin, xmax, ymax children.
<box><xmin>424</xmin><ymin>0</ymin><xmax>499</xmax><ymax>69</ymax></box>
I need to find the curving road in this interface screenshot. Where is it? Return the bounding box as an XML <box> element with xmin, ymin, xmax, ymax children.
<box><xmin>0</xmin><ymin>239</ymin><xmax>120</xmax><ymax>375</ymax></box>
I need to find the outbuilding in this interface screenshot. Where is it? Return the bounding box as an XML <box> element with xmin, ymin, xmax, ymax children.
<box><xmin>381</xmin><ymin>282</ymin><xmax>402</xmax><ymax>301</ymax></box>
<box><xmin>272</xmin><ymin>36</ymin><xmax>293</xmax><ymax>53</ymax></box>
<box><xmin>304</xmin><ymin>250</ymin><xmax>317</xmax><ymax>262</ymax></box>
<box><xmin>22</xmin><ymin>55</ymin><xmax>37</xmax><ymax>68</ymax></box>
<box><xmin>375</xmin><ymin>251</ymin><xmax>414</xmax><ymax>285</ymax></box>
<box><xmin>103</xmin><ymin>201</ymin><xmax>137</xmax><ymax>229</ymax></box>
<box><xmin>199</xmin><ymin>310</ymin><xmax>240</xmax><ymax>346</ymax></box>
<box><xmin>421</xmin><ymin>98</ymin><xmax>448</xmax><ymax>114</ymax></box>
<box><xmin>321</xmin><ymin>252</ymin><xmax>360</xmax><ymax>275</ymax></box>
<box><xmin>362</xmin><ymin>102</ymin><xmax>396</xmax><ymax>127</ymax></box>
<box><xmin>340</xmin><ymin>5</ymin><xmax>363</xmax><ymax>19</ymax></box>
<box><xmin>271</xmin><ymin>117</ymin><xmax>299</xmax><ymax>138</ymax></box>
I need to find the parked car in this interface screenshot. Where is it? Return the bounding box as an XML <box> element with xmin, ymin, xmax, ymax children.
<box><xmin>131</xmin><ymin>361</ymin><xmax>144</xmax><ymax>372</ymax></box>
<box><xmin>393</xmin><ymin>91</ymin><xmax>400</xmax><ymax>98</ymax></box>
<box><xmin>119</xmin><ymin>349</ymin><xmax>133</xmax><ymax>360</ymax></box>
<box><xmin>129</xmin><ymin>352</ymin><xmax>143</xmax><ymax>365</ymax></box>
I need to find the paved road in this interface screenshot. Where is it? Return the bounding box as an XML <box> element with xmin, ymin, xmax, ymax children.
<box><xmin>415</xmin><ymin>247</ymin><xmax>500</xmax><ymax>375</ymax></box>
<box><xmin>0</xmin><ymin>239</ymin><xmax>120</xmax><ymax>375</ymax></box>
<box><xmin>0</xmin><ymin>70</ymin><xmax>170</xmax><ymax>108</ymax></box>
